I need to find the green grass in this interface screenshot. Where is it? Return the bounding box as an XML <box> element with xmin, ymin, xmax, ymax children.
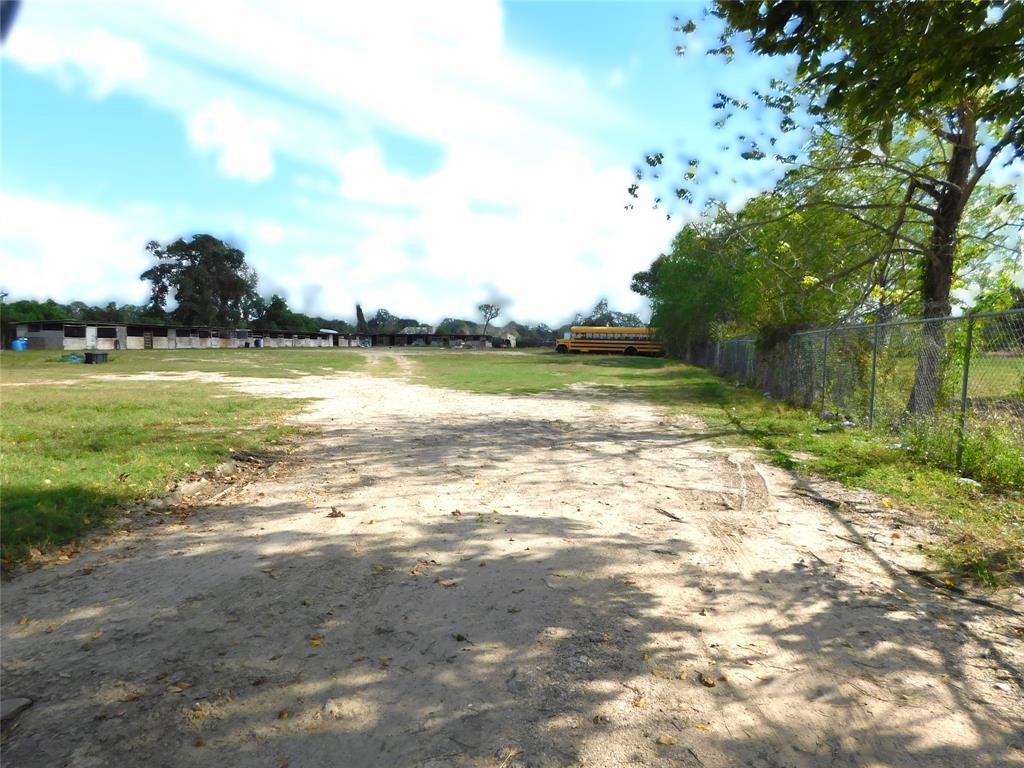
<box><xmin>2</xmin><ymin>346</ymin><xmax>1020</xmax><ymax>582</ymax></box>
<box><xmin>404</xmin><ymin>349</ymin><xmax>1024</xmax><ymax>584</ymax></box>
<box><xmin>0</xmin><ymin>348</ymin><xmax>368</xmax><ymax>383</ymax></box>
<box><xmin>0</xmin><ymin>349</ymin><xmax>350</xmax><ymax>559</ymax></box>
<box><xmin>405</xmin><ymin>348</ymin><xmax>673</xmax><ymax>393</ymax></box>
<box><xmin>968</xmin><ymin>354</ymin><xmax>1024</xmax><ymax>399</ymax></box>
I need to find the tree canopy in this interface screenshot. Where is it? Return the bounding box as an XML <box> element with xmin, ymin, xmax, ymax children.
<box><xmin>632</xmin><ymin>0</ymin><xmax>1024</xmax><ymax>413</ymax></box>
<box><xmin>478</xmin><ymin>303</ymin><xmax>501</xmax><ymax>336</ymax></box>
<box><xmin>713</xmin><ymin>1</ymin><xmax>1023</xmax><ymax>155</ymax></box>
<box><xmin>141</xmin><ymin>235</ymin><xmax>260</xmax><ymax>327</ymax></box>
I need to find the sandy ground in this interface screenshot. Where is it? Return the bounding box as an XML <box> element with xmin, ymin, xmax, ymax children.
<box><xmin>2</xmin><ymin>368</ymin><xmax>1022</xmax><ymax>768</ymax></box>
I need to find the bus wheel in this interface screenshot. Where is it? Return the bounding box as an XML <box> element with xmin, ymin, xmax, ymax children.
<box><xmin>556</xmin><ymin>345</ymin><xmax>568</xmax><ymax>354</ymax></box>
<box><xmin>624</xmin><ymin>346</ymin><xmax>637</xmax><ymax>356</ymax></box>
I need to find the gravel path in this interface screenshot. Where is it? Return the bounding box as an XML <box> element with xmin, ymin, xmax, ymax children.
<box><xmin>2</xmin><ymin>371</ymin><xmax>1022</xmax><ymax>767</ymax></box>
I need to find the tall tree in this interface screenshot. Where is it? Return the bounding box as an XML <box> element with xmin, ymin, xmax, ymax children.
<box><xmin>575</xmin><ymin>298</ymin><xmax>643</xmax><ymax>328</ymax></box>
<box><xmin>478</xmin><ymin>303</ymin><xmax>501</xmax><ymax>336</ymax></box>
<box><xmin>355</xmin><ymin>304</ymin><xmax>370</xmax><ymax>334</ymax></box>
<box><xmin>254</xmin><ymin>294</ymin><xmax>292</xmax><ymax>330</ymax></box>
<box><xmin>141</xmin><ymin>234</ymin><xmax>259</xmax><ymax>327</ymax></box>
<box><xmin>645</xmin><ymin>1</ymin><xmax>1024</xmax><ymax>413</ymax></box>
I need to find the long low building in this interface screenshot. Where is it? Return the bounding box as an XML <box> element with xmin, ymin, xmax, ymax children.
<box><xmin>13</xmin><ymin>321</ymin><xmax>336</xmax><ymax>350</ymax></box>
<box><xmin>12</xmin><ymin>321</ymin><xmax>512</xmax><ymax>350</ymax></box>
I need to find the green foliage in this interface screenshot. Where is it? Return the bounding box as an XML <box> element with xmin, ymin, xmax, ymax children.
<box><xmin>711</xmin><ymin>2</ymin><xmax>1024</xmax><ymax>156</ymax></box>
<box><xmin>905</xmin><ymin>418</ymin><xmax>1024</xmax><ymax>492</ymax></box>
<box><xmin>2</xmin><ymin>298</ymin><xmax>68</xmax><ymax>324</ymax></box>
<box><xmin>0</xmin><ymin>375</ymin><xmax>302</xmax><ymax>559</ymax></box>
<box><xmin>365</xmin><ymin>308</ymin><xmax>421</xmax><ymax>334</ymax></box>
<box><xmin>638</xmin><ymin>129</ymin><xmax>1021</xmax><ymax>349</ymax></box>
<box><xmin>505</xmin><ymin>321</ymin><xmax>554</xmax><ymax>345</ymax></box>
<box><xmin>141</xmin><ymin>234</ymin><xmax>260</xmax><ymax>326</ymax></box>
<box><xmin>249</xmin><ymin>294</ymin><xmax>352</xmax><ymax>333</ymax></box>
<box><xmin>647</xmin><ymin>0</ymin><xmax>1024</xmax><ymax>358</ymax></box>
<box><xmin>1</xmin><ymin>293</ymin><xmax>355</xmax><ymax>337</ymax></box>
<box><xmin>355</xmin><ymin>304</ymin><xmax>370</xmax><ymax>334</ymax></box>
<box><xmin>436</xmin><ymin>317</ymin><xmax>478</xmax><ymax>335</ymax></box>
<box><xmin>572</xmin><ymin>298</ymin><xmax>643</xmax><ymax>328</ymax></box>
<box><xmin>1</xmin><ymin>298</ymin><xmax>165</xmax><ymax>328</ymax></box>
<box><xmin>478</xmin><ymin>303</ymin><xmax>501</xmax><ymax>336</ymax></box>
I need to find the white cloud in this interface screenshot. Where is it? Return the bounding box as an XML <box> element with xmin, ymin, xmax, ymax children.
<box><xmin>4</xmin><ymin>0</ymin><xmax>674</xmax><ymax>324</ymax></box>
<box><xmin>253</xmin><ymin>221</ymin><xmax>284</xmax><ymax>245</ymax></box>
<box><xmin>188</xmin><ymin>101</ymin><xmax>278</xmax><ymax>182</ymax></box>
<box><xmin>6</xmin><ymin>27</ymin><xmax>148</xmax><ymax>97</ymax></box>
<box><xmin>0</xmin><ymin>192</ymin><xmax>152</xmax><ymax>305</ymax></box>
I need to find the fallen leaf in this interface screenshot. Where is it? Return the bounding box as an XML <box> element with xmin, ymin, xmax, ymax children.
<box><xmin>698</xmin><ymin>672</ymin><xmax>717</xmax><ymax>688</ymax></box>
<box><xmin>655</xmin><ymin>734</ymin><xmax>677</xmax><ymax>746</ymax></box>
<box><xmin>695</xmin><ymin>722</ymin><xmax>709</xmax><ymax>730</ymax></box>
<box><xmin>379</xmin><ymin>656</ymin><xmax>392</xmax><ymax>667</ymax></box>
<box><xmin>309</xmin><ymin>637</ymin><xmax>322</xmax><ymax>648</ymax></box>
<box><xmin>278</xmin><ymin>709</ymin><xmax>290</xmax><ymax>720</ymax></box>
<box><xmin>17</xmin><ymin>616</ymin><xmax>29</xmax><ymax>626</ymax></box>
<box><xmin>174</xmin><ymin>681</ymin><xmax>191</xmax><ymax>690</ymax></box>
<box><xmin>121</xmin><ymin>692</ymin><xmax>143</xmax><ymax>702</ymax></box>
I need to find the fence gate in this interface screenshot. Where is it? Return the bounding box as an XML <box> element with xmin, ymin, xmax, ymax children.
<box><xmin>143</xmin><ymin>331</ymin><xmax>153</xmax><ymax>350</ymax></box>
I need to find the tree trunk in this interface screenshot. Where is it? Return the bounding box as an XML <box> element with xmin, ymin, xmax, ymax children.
<box><xmin>906</xmin><ymin>107</ymin><xmax>977</xmax><ymax>416</ymax></box>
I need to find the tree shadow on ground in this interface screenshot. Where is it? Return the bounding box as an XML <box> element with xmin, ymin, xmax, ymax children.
<box><xmin>2</xmin><ymin>394</ymin><xmax>1021</xmax><ymax>767</ymax></box>
<box><xmin>5</xmin><ymin>498</ymin><xmax>1020</xmax><ymax>767</ymax></box>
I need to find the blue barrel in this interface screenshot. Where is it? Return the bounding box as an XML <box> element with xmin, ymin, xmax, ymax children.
<box><xmin>254</xmin><ymin>338</ymin><xmax>263</xmax><ymax>348</ymax></box>
<box><xmin>10</xmin><ymin>338</ymin><xmax>28</xmax><ymax>351</ymax></box>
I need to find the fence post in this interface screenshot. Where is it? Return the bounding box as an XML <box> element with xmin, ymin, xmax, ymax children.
<box><xmin>820</xmin><ymin>331</ymin><xmax>830</xmax><ymax>415</ymax></box>
<box><xmin>868</xmin><ymin>323</ymin><xmax>880</xmax><ymax>429</ymax></box>
<box><xmin>955</xmin><ymin>314</ymin><xmax>976</xmax><ymax>472</ymax></box>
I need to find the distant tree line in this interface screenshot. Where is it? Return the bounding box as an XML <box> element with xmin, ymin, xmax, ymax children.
<box><xmin>3</xmin><ymin>234</ymin><xmax>646</xmax><ymax>343</ymax></box>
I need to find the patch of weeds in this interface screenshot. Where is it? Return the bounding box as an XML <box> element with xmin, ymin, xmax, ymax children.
<box><xmin>1</xmin><ymin>379</ymin><xmax>305</xmax><ymax>559</ymax></box>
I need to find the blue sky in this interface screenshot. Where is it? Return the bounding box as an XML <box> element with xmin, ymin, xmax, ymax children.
<box><xmin>1</xmin><ymin>1</ymin><xmax>785</xmax><ymax>325</ymax></box>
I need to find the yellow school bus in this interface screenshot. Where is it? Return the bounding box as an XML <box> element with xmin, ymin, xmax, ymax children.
<box><xmin>554</xmin><ymin>326</ymin><xmax>663</xmax><ymax>356</ymax></box>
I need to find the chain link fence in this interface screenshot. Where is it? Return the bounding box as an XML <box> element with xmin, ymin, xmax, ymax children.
<box><xmin>702</xmin><ymin>308</ymin><xmax>1024</xmax><ymax>477</ymax></box>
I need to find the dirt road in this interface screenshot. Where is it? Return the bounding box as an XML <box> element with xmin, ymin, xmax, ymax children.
<box><xmin>2</xmin><ymin>370</ymin><xmax>1022</xmax><ymax>767</ymax></box>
